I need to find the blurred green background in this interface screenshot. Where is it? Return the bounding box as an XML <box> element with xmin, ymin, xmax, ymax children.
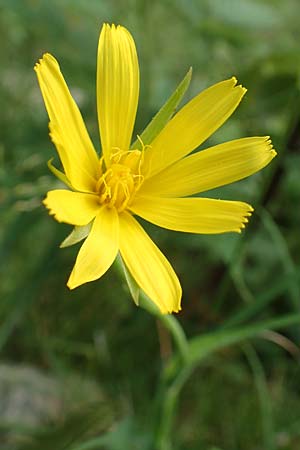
<box><xmin>1</xmin><ymin>0</ymin><xmax>300</xmax><ymax>449</ymax></box>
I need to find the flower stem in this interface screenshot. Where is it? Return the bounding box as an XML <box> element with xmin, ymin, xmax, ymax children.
<box><xmin>139</xmin><ymin>293</ymin><xmax>189</xmax><ymax>362</ymax></box>
<box><xmin>114</xmin><ymin>254</ymin><xmax>189</xmax><ymax>361</ymax></box>
<box><xmin>114</xmin><ymin>254</ymin><xmax>190</xmax><ymax>449</ymax></box>
<box><xmin>155</xmin><ymin>365</ymin><xmax>193</xmax><ymax>450</ymax></box>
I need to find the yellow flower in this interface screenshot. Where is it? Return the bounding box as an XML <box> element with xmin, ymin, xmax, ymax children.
<box><xmin>34</xmin><ymin>23</ymin><xmax>276</xmax><ymax>314</ymax></box>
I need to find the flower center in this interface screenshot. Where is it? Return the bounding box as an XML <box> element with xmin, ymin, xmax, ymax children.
<box><xmin>96</xmin><ymin>149</ymin><xmax>144</xmax><ymax>212</ymax></box>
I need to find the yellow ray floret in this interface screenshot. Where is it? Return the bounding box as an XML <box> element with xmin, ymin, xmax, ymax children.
<box><xmin>34</xmin><ymin>54</ymin><xmax>100</xmax><ymax>192</ymax></box>
<box><xmin>140</xmin><ymin>136</ymin><xmax>276</xmax><ymax>198</ymax></box>
<box><xmin>130</xmin><ymin>197</ymin><xmax>253</xmax><ymax>234</ymax></box>
<box><xmin>43</xmin><ymin>190</ymin><xmax>99</xmax><ymax>225</ymax></box>
<box><xmin>68</xmin><ymin>206</ymin><xmax>119</xmax><ymax>289</ymax></box>
<box><xmin>143</xmin><ymin>77</ymin><xmax>247</xmax><ymax>178</ymax></box>
<box><xmin>119</xmin><ymin>212</ymin><xmax>182</xmax><ymax>314</ymax></box>
<box><xmin>97</xmin><ymin>24</ymin><xmax>140</xmax><ymax>166</ymax></box>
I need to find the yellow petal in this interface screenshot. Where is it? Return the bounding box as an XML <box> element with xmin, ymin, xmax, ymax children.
<box><xmin>43</xmin><ymin>190</ymin><xmax>99</xmax><ymax>225</ymax></box>
<box><xmin>143</xmin><ymin>77</ymin><xmax>246</xmax><ymax>178</ymax></box>
<box><xmin>68</xmin><ymin>206</ymin><xmax>119</xmax><ymax>289</ymax></box>
<box><xmin>140</xmin><ymin>137</ymin><xmax>277</xmax><ymax>197</ymax></box>
<box><xmin>130</xmin><ymin>196</ymin><xmax>253</xmax><ymax>234</ymax></box>
<box><xmin>119</xmin><ymin>212</ymin><xmax>181</xmax><ymax>314</ymax></box>
<box><xmin>34</xmin><ymin>54</ymin><xmax>99</xmax><ymax>192</ymax></box>
<box><xmin>97</xmin><ymin>24</ymin><xmax>139</xmax><ymax>165</ymax></box>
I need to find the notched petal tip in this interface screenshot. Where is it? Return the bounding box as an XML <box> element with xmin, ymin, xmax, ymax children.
<box><xmin>34</xmin><ymin>56</ymin><xmax>44</xmax><ymax>72</ymax></box>
<box><xmin>261</xmin><ymin>136</ymin><xmax>277</xmax><ymax>163</ymax></box>
<box><xmin>230</xmin><ymin>76</ymin><xmax>238</xmax><ymax>85</ymax></box>
<box><xmin>43</xmin><ymin>193</ymin><xmax>69</xmax><ymax>224</ymax></box>
<box><xmin>236</xmin><ymin>84</ymin><xmax>247</xmax><ymax>96</ymax></box>
<box><xmin>34</xmin><ymin>53</ymin><xmax>58</xmax><ymax>72</ymax></box>
<box><xmin>265</xmin><ymin>137</ymin><xmax>277</xmax><ymax>159</ymax></box>
<box><xmin>237</xmin><ymin>203</ymin><xmax>254</xmax><ymax>233</ymax></box>
<box><xmin>145</xmin><ymin>278</ymin><xmax>182</xmax><ymax>315</ymax></box>
<box><xmin>159</xmin><ymin>297</ymin><xmax>182</xmax><ymax>315</ymax></box>
<box><xmin>230</xmin><ymin>76</ymin><xmax>247</xmax><ymax>96</ymax></box>
<box><xmin>270</xmin><ymin>149</ymin><xmax>277</xmax><ymax>158</ymax></box>
<box><xmin>101</xmin><ymin>22</ymin><xmax>127</xmax><ymax>37</ymax></box>
<box><xmin>43</xmin><ymin>194</ymin><xmax>63</xmax><ymax>223</ymax></box>
<box><xmin>170</xmin><ymin>303</ymin><xmax>182</xmax><ymax>314</ymax></box>
<box><xmin>162</xmin><ymin>285</ymin><xmax>182</xmax><ymax>314</ymax></box>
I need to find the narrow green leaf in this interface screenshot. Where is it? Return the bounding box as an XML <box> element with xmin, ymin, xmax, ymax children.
<box><xmin>131</xmin><ymin>67</ymin><xmax>192</xmax><ymax>150</ymax></box>
<box><xmin>159</xmin><ymin>314</ymin><xmax>300</xmax><ymax>446</ymax></box>
<box><xmin>47</xmin><ymin>158</ymin><xmax>73</xmax><ymax>189</ymax></box>
<box><xmin>242</xmin><ymin>344</ymin><xmax>275</xmax><ymax>450</ymax></box>
<box><xmin>259</xmin><ymin>208</ymin><xmax>300</xmax><ymax>311</ymax></box>
<box><xmin>166</xmin><ymin>313</ymin><xmax>300</xmax><ymax>378</ymax></box>
<box><xmin>60</xmin><ymin>223</ymin><xmax>92</xmax><ymax>248</ymax></box>
<box><xmin>223</xmin><ymin>271</ymin><xmax>300</xmax><ymax>329</ymax></box>
<box><xmin>115</xmin><ymin>254</ymin><xmax>140</xmax><ymax>306</ymax></box>
<box><xmin>187</xmin><ymin>313</ymin><xmax>300</xmax><ymax>367</ymax></box>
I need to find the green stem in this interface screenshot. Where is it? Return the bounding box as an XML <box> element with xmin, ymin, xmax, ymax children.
<box><xmin>113</xmin><ymin>254</ymin><xmax>190</xmax><ymax>449</ymax></box>
<box><xmin>155</xmin><ymin>365</ymin><xmax>193</xmax><ymax>450</ymax></box>
<box><xmin>139</xmin><ymin>293</ymin><xmax>189</xmax><ymax>363</ymax></box>
<box><xmin>114</xmin><ymin>254</ymin><xmax>189</xmax><ymax>362</ymax></box>
<box><xmin>156</xmin><ymin>312</ymin><xmax>300</xmax><ymax>449</ymax></box>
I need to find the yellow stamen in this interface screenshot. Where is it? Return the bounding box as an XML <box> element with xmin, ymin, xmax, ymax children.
<box><xmin>96</xmin><ymin>149</ymin><xmax>144</xmax><ymax>211</ymax></box>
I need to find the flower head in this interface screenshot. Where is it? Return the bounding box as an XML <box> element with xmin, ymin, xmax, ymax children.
<box><xmin>34</xmin><ymin>24</ymin><xmax>276</xmax><ymax>314</ymax></box>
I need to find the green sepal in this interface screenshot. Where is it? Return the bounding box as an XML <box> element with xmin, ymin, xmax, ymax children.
<box><xmin>131</xmin><ymin>67</ymin><xmax>192</xmax><ymax>150</ymax></box>
<box><xmin>60</xmin><ymin>223</ymin><xmax>92</xmax><ymax>248</ymax></box>
<box><xmin>115</xmin><ymin>254</ymin><xmax>140</xmax><ymax>306</ymax></box>
<box><xmin>47</xmin><ymin>158</ymin><xmax>73</xmax><ymax>189</ymax></box>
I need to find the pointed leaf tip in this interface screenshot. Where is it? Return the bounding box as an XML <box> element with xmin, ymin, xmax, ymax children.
<box><xmin>47</xmin><ymin>158</ymin><xmax>73</xmax><ymax>188</ymax></box>
<box><xmin>60</xmin><ymin>223</ymin><xmax>92</xmax><ymax>248</ymax></box>
<box><xmin>131</xmin><ymin>67</ymin><xmax>193</xmax><ymax>150</ymax></box>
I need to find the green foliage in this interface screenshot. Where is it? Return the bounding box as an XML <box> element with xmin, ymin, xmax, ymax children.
<box><xmin>131</xmin><ymin>67</ymin><xmax>192</xmax><ymax>150</ymax></box>
<box><xmin>1</xmin><ymin>0</ymin><xmax>300</xmax><ymax>449</ymax></box>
